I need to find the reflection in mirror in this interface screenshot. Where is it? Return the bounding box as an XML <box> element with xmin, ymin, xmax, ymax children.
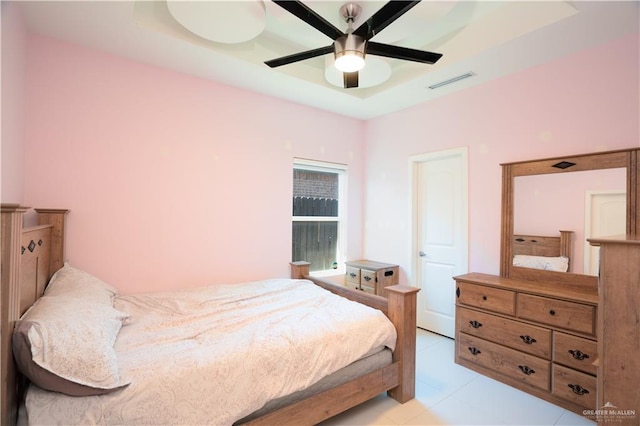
<box><xmin>514</xmin><ymin>168</ymin><xmax>626</xmax><ymax>276</ymax></box>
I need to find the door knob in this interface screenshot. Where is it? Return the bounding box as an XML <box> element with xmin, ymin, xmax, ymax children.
<box><xmin>419</xmin><ymin>251</ymin><xmax>427</xmax><ymax>257</ymax></box>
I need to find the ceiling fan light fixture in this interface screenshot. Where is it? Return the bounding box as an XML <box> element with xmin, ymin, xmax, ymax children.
<box><xmin>334</xmin><ymin>34</ymin><xmax>366</xmax><ymax>72</ymax></box>
<box><xmin>334</xmin><ymin>52</ymin><xmax>365</xmax><ymax>72</ymax></box>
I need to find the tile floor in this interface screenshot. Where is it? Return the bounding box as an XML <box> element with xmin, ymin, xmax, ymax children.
<box><xmin>321</xmin><ymin>328</ymin><xmax>596</xmax><ymax>426</ymax></box>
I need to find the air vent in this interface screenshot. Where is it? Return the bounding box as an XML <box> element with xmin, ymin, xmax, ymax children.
<box><xmin>428</xmin><ymin>72</ymin><xmax>475</xmax><ymax>90</ymax></box>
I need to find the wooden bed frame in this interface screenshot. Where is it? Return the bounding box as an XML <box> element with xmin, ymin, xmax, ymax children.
<box><xmin>1</xmin><ymin>205</ymin><xmax>419</xmax><ymax>426</ymax></box>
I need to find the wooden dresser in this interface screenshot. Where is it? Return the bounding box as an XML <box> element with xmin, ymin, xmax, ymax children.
<box><xmin>454</xmin><ymin>273</ymin><xmax>599</xmax><ymax>414</ymax></box>
<box><xmin>453</xmin><ymin>148</ymin><xmax>639</xmax><ymax>421</ymax></box>
<box><xmin>345</xmin><ymin>260</ymin><xmax>398</xmax><ymax>296</ymax></box>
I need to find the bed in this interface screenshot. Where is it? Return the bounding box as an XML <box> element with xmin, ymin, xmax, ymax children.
<box><xmin>512</xmin><ymin>230</ymin><xmax>573</xmax><ymax>272</ymax></box>
<box><xmin>1</xmin><ymin>205</ymin><xmax>419</xmax><ymax>426</ymax></box>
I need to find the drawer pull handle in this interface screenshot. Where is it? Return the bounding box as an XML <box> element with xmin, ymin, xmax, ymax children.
<box><xmin>482</xmin><ymin>295</ymin><xmax>487</xmax><ymax>301</ymax></box>
<box><xmin>469</xmin><ymin>320</ymin><xmax>483</xmax><ymax>329</ymax></box>
<box><xmin>519</xmin><ymin>335</ymin><xmax>537</xmax><ymax>344</ymax></box>
<box><xmin>518</xmin><ymin>365</ymin><xmax>535</xmax><ymax>375</ymax></box>
<box><xmin>468</xmin><ymin>347</ymin><xmax>481</xmax><ymax>356</ymax></box>
<box><xmin>456</xmin><ymin>287</ymin><xmax>460</xmax><ymax>298</ymax></box>
<box><xmin>348</xmin><ymin>273</ymin><xmax>357</xmax><ymax>278</ymax></box>
<box><xmin>363</xmin><ymin>275</ymin><xmax>372</xmax><ymax>282</ymax></box>
<box><xmin>549</xmin><ymin>309</ymin><xmax>556</xmax><ymax>316</ymax></box>
<box><xmin>568</xmin><ymin>349</ymin><xmax>590</xmax><ymax>361</ymax></box>
<box><xmin>568</xmin><ymin>384</ymin><xmax>590</xmax><ymax>396</ymax></box>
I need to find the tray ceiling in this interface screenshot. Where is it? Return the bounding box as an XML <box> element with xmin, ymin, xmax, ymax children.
<box><xmin>18</xmin><ymin>1</ymin><xmax>640</xmax><ymax>119</ymax></box>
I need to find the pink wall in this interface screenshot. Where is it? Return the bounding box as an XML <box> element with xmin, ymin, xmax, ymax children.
<box><xmin>24</xmin><ymin>36</ymin><xmax>366</xmax><ymax>293</ymax></box>
<box><xmin>1</xmin><ymin>2</ymin><xmax>28</xmax><ymax>204</ymax></box>
<box><xmin>14</xmin><ymin>27</ymin><xmax>640</xmax><ymax>293</ymax></box>
<box><xmin>364</xmin><ymin>32</ymin><xmax>639</xmax><ymax>282</ymax></box>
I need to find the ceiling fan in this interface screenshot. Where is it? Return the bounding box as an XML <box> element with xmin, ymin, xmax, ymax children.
<box><xmin>265</xmin><ymin>0</ymin><xmax>443</xmax><ymax>89</ymax></box>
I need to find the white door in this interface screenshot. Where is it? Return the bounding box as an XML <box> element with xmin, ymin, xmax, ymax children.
<box><xmin>584</xmin><ymin>191</ymin><xmax>626</xmax><ymax>275</ymax></box>
<box><xmin>411</xmin><ymin>148</ymin><xmax>468</xmax><ymax>338</ymax></box>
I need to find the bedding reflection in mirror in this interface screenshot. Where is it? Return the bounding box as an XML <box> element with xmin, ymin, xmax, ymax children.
<box><xmin>514</xmin><ymin>168</ymin><xmax>626</xmax><ymax>276</ymax></box>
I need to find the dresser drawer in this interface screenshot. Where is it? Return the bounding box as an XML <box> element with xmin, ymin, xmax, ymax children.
<box><xmin>553</xmin><ymin>332</ymin><xmax>597</xmax><ymax>375</ymax></box>
<box><xmin>360</xmin><ymin>285</ymin><xmax>375</xmax><ymax>294</ymax></box>
<box><xmin>458</xmin><ymin>333</ymin><xmax>550</xmax><ymax>391</ymax></box>
<box><xmin>457</xmin><ymin>307</ymin><xmax>551</xmax><ymax>359</ymax></box>
<box><xmin>345</xmin><ymin>266</ymin><xmax>361</xmax><ymax>287</ymax></box>
<box><xmin>360</xmin><ymin>269</ymin><xmax>376</xmax><ymax>292</ymax></box>
<box><xmin>457</xmin><ymin>282</ymin><xmax>516</xmax><ymax>315</ymax></box>
<box><xmin>517</xmin><ymin>294</ymin><xmax>595</xmax><ymax>335</ymax></box>
<box><xmin>552</xmin><ymin>364</ymin><xmax>597</xmax><ymax>409</ymax></box>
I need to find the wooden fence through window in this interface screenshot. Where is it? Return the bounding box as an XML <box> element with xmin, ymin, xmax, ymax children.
<box><xmin>292</xmin><ymin>197</ymin><xmax>339</xmax><ymax>271</ymax></box>
<box><xmin>292</xmin><ymin>197</ymin><xmax>338</xmax><ymax>216</ymax></box>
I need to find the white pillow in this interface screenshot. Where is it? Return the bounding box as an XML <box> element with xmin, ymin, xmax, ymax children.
<box><xmin>513</xmin><ymin>255</ymin><xmax>569</xmax><ymax>272</ymax></box>
<box><xmin>44</xmin><ymin>263</ymin><xmax>117</xmax><ymax>304</ymax></box>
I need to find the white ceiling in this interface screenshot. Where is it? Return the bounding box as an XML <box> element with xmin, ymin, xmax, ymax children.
<box><xmin>18</xmin><ymin>1</ymin><xmax>640</xmax><ymax>120</ymax></box>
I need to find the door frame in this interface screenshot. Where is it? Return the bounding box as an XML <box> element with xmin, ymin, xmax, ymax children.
<box><xmin>583</xmin><ymin>189</ymin><xmax>626</xmax><ymax>275</ymax></box>
<box><xmin>408</xmin><ymin>147</ymin><xmax>469</xmax><ymax>333</ymax></box>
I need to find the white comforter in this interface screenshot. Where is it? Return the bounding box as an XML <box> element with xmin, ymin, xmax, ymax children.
<box><xmin>24</xmin><ymin>279</ymin><xmax>396</xmax><ymax>425</ymax></box>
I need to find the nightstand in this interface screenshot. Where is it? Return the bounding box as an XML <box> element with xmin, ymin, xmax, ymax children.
<box><xmin>345</xmin><ymin>260</ymin><xmax>399</xmax><ymax>296</ymax></box>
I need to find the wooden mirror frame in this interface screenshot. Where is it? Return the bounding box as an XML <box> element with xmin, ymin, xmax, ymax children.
<box><xmin>500</xmin><ymin>148</ymin><xmax>639</xmax><ymax>288</ymax></box>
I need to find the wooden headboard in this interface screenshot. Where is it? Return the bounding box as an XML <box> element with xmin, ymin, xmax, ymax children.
<box><xmin>512</xmin><ymin>230</ymin><xmax>573</xmax><ymax>271</ymax></box>
<box><xmin>1</xmin><ymin>205</ymin><xmax>68</xmax><ymax>426</ymax></box>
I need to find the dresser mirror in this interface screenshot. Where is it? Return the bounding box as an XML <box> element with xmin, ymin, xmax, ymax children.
<box><xmin>514</xmin><ymin>168</ymin><xmax>627</xmax><ymax>275</ymax></box>
<box><xmin>500</xmin><ymin>148</ymin><xmax>639</xmax><ymax>287</ymax></box>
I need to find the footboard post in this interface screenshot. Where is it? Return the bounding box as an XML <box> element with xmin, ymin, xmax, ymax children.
<box><xmin>290</xmin><ymin>261</ymin><xmax>310</xmax><ymax>279</ymax></box>
<box><xmin>385</xmin><ymin>285</ymin><xmax>420</xmax><ymax>403</ymax></box>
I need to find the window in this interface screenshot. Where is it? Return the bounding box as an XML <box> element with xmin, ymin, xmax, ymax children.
<box><xmin>292</xmin><ymin>159</ymin><xmax>347</xmax><ymax>274</ymax></box>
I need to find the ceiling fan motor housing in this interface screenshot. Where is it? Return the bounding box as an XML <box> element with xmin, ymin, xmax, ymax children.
<box><xmin>334</xmin><ymin>34</ymin><xmax>366</xmax><ymax>64</ymax></box>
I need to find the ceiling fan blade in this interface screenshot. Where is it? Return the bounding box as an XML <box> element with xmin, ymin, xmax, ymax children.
<box><xmin>353</xmin><ymin>1</ymin><xmax>421</xmax><ymax>40</ymax></box>
<box><xmin>367</xmin><ymin>41</ymin><xmax>443</xmax><ymax>64</ymax></box>
<box><xmin>265</xmin><ymin>45</ymin><xmax>334</xmax><ymax>68</ymax></box>
<box><xmin>343</xmin><ymin>71</ymin><xmax>359</xmax><ymax>89</ymax></box>
<box><xmin>272</xmin><ymin>1</ymin><xmax>344</xmax><ymax>41</ymax></box>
